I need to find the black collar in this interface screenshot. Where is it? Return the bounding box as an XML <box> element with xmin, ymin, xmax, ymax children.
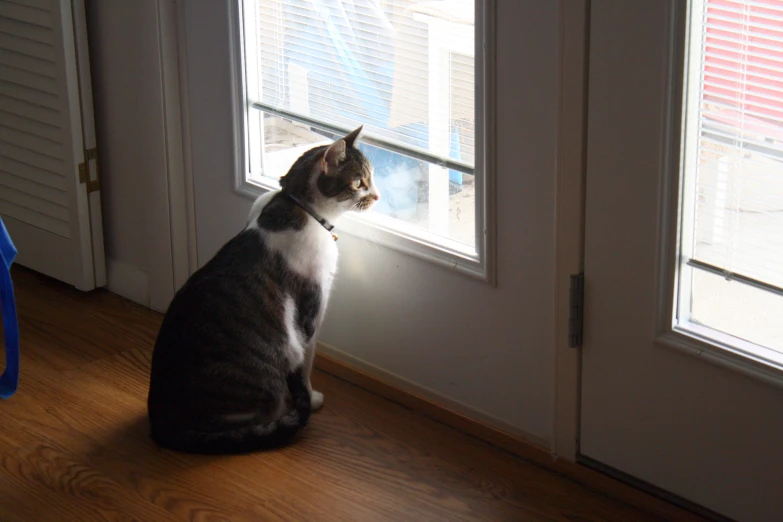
<box><xmin>286</xmin><ymin>193</ymin><xmax>334</xmax><ymax>232</ymax></box>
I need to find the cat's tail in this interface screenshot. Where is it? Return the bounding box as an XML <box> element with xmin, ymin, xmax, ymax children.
<box><xmin>151</xmin><ymin>369</ymin><xmax>312</xmax><ymax>455</ymax></box>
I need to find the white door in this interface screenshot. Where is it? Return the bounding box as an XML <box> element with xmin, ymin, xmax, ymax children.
<box><xmin>0</xmin><ymin>0</ymin><xmax>105</xmax><ymax>291</ymax></box>
<box><xmin>581</xmin><ymin>1</ymin><xmax>783</xmax><ymax>520</ymax></box>
<box><xmin>178</xmin><ymin>0</ymin><xmax>568</xmax><ymax>444</ymax></box>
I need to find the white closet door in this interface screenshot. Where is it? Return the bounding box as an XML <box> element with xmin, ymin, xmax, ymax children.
<box><xmin>0</xmin><ymin>0</ymin><xmax>105</xmax><ymax>291</ymax></box>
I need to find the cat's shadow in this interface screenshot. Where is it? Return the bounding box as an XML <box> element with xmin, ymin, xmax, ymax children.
<box><xmin>101</xmin><ymin>413</ymin><xmax>226</xmax><ymax>474</ymax></box>
<box><xmin>102</xmin><ymin>412</ymin><xmax>302</xmax><ymax>476</ymax></box>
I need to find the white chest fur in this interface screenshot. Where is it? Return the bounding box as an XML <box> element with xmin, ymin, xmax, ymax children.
<box><xmin>246</xmin><ymin>192</ymin><xmax>339</xmax><ymax>368</ymax></box>
<box><xmin>263</xmin><ymin>220</ymin><xmax>337</xmax><ymax>369</ymax></box>
<box><xmin>262</xmin><ymin>221</ymin><xmax>338</xmax><ymax>294</ymax></box>
<box><xmin>246</xmin><ymin>190</ymin><xmax>339</xmax><ymax>294</ymax></box>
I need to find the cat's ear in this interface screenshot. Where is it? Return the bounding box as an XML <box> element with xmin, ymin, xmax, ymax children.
<box><xmin>343</xmin><ymin>125</ymin><xmax>363</xmax><ymax>148</ymax></box>
<box><xmin>321</xmin><ymin>139</ymin><xmax>346</xmax><ymax>174</ymax></box>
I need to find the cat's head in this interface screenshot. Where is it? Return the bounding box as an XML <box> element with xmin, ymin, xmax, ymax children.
<box><xmin>279</xmin><ymin>126</ymin><xmax>380</xmax><ymax>221</ymax></box>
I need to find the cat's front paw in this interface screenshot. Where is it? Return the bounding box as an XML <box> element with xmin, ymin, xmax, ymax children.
<box><xmin>311</xmin><ymin>390</ymin><xmax>324</xmax><ymax>411</ymax></box>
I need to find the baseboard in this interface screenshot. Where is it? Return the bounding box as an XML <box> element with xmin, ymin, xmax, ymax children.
<box><xmin>314</xmin><ymin>345</ymin><xmax>706</xmax><ymax>522</ymax></box>
<box><xmin>106</xmin><ymin>259</ymin><xmax>149</xmax><ymax>307</ymax></box>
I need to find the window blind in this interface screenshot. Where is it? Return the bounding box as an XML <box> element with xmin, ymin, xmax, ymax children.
<box><xmin>690</xmin><ymin>0</ymin><xmax>783</xmax><ymax>291</ymax></box>
<box><xmin>245</xmin><ymin>0</ymin><xmax>475</xmax><ymax>169</ymax></box>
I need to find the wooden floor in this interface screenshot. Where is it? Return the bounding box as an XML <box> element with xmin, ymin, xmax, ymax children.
<box><xmin>0</xmin><ymin>267</ymin><xmax>700</xmax><ymax>521</ymax></box>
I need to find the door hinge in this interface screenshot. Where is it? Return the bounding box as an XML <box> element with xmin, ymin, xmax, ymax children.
<box><xmin>78</xmin><ymin>147</ymin><xmax>100</xmax><ymax>193</ymax></box>
<box><xmin>568</xmin><ymin>273</ymin><xmax>584</xmax><ymax>348</ymax></box>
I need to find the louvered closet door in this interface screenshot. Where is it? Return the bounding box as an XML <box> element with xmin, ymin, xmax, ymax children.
<box><xmin>0</xmin><ymin>0</ymin><xmax>104</xmax><ymax>291</ymax></box>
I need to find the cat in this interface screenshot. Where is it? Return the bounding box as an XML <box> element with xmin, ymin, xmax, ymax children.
<box><xmin>147</xmin><ymin>126</ymin><xmax>379</xmax><ymax>454</ymax></box>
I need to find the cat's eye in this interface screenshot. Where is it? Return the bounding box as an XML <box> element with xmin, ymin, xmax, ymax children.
<box><xmin>352</xmin><ymin>179</ymin><xmax>363</xmax><ymax>190</ymax></box>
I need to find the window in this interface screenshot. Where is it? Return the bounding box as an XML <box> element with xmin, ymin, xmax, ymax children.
<box><xmin>677</xmin><ymin>0</ymin><xmax>783</xmax><ymax>364</ymax></box>
<box><xmin>239</xmin><ymin>0</ymin><xmax>487</xmax><ymax>274</ymax></box>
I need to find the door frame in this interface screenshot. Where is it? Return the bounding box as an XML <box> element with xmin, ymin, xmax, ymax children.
<box><xmin>552</xmin><ymin>0</ymin><xmax>589</xmax><ymax>462</ymax></box>
<box><xmin>141</xmin><ymin>0</ymin><xmax>198</xmax><ymax>312</ymax></box>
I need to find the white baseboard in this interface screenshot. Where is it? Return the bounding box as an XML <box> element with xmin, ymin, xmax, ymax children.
<box><xmin>106</xmin><ymin>259</ymin><xmax>149</xmax><ymax>307</ymax></box>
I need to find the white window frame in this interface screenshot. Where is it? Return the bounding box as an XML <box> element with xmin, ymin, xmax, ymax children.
<box><xmin>227</xmin><ymin>0</ymin><xmax>496</xmax><ymax>282</ymax></box>
<box><xmin>655</xmin><ymin>0</ymin><xmax>783</xmax><ymax>388</ymax></box>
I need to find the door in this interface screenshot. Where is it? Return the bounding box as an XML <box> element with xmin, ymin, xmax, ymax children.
<box><xmin>178</xmin><ymin>0</ymin><xmax>565</xmax><ymax>443</ymax></box>
<box><xmin>581</xmin><ymin>1</ymin><xmax>783</xmax><ymax>520</ymax></box>
<box><xmin>0</xmin><ymin>0</ymin><xmax>105</xmax><ymax>291</ymax></box>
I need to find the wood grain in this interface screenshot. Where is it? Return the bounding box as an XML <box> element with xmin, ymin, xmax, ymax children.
<box><xmin>0</xmin><ymin>266</ymin><xmax>706</xmax><ymax>521</ymax></box>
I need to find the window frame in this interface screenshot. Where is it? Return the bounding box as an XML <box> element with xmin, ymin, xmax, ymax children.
<box><xmin>229</xmin><ymin>0</ymin><xmax>496</xmax><ymax>283</ymax></box>
<box><xmin>655</xmin><ymin>0</ymin><xmax>783</xmax><ymax>387</ymax></box>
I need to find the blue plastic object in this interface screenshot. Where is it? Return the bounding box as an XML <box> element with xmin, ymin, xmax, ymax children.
<box><xmin>0</xmin><ymin>216</ymin><xmax>19</xmax><ymax>399</ymax></box>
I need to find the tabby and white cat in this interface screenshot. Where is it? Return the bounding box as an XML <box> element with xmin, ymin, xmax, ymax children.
<box><xmin>147</xmin><ymin>126</ymin><xmax>378</xmax><ymax>454</ymax></box>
